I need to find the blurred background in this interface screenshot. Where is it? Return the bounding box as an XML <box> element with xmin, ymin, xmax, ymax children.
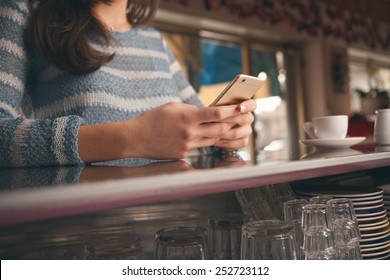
<box><xmin>153</xmin><ymin>0</ymin><xmax>390</xmax><ymax>162</ymax></box>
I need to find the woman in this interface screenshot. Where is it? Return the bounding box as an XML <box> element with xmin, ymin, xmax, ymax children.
<box><xmin>0</xmin><ymin>0</ymin><xmax>256</xmax><ymax>168</ymax></box>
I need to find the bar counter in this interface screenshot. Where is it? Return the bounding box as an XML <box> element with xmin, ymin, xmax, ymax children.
<box><xmin>1</xmin><ymin>146</ymin><xmax>390</xmax><ymax>227</ymax></box>
<box><xmin>1</xmin><ymin>145</ymin><xmax>390</xmax><ymax>259</ymax></box>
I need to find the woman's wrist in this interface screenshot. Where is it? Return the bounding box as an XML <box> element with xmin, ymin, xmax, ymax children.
<box><xmin>78</xmin><ymin>121</ymin><xmax>138</xmax><ymax>163</ymax></box>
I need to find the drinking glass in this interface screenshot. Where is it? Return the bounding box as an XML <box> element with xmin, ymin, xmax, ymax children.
<box><xmin>303</xmin><ymin>226</ymin><xmax>335</xmax><ymax>256</ymax></box>
<box><xmin>326</xmin><ymin>198</ymin><xmax>357</xmax><ymax>221</ymax></box>
<box><xmin>283</xmin><ymin>199</ymin><xmax>308</xmax><ymax>260</ymax></box>
<box><xmin>235</xmin><ymin>188</ymin><xmax>275</xmax><ymax>221</ymax></box>
<box><xmin>326</xmin><ymin>198</ymin><xmax>359</xmax><ymax>237</ymax></box>
<box><xmin>283</xmin><ymin>199</ymin><xmax>308</xmax><ymax>222</ymax></box>
<box><xmin>301</xmin><ymin>204</ymin><xmax>332</xmax><ymax>233</ymax></box>
<box><xmin>332</xmin><ymin>218</ymin><xmax>361</xmax><ymax>246</ymax></box>
<box><xmin>154</xmin><ymin>227</ymin><xmax>207</xmax><ymax>260</ymax></box>
<box><xmin>207</xmin><ymin>213</ymin><xmax>243</xmax><ymax>260</ymax></box>
<box><xmin>240</xmin><ymin>220</ymin><xmax>297</xmax><ymax>260</ymax></box>
<box><xmin>258</xmin><ymin>183</ymin><xmax>296</xmax><ymax>220</ymax></box>
<box><xmin>335</xmin><ymin>239</ymin><xmax>363</xmax><ymax>260</ymax></box>
<box><xmin>305</xmin><ymin>248</ymin><xmax>337</xmax><ymax>260</ymax></box>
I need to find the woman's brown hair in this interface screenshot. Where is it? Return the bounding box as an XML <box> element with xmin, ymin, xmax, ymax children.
<box><xmin>28</xmin><ymin>0</ymin><xmax>160</xmax><ymax>75</ymax></box>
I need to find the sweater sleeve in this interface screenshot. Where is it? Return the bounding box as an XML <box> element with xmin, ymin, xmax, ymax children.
<box><xmin>162</xmin><ymin>36</ymin><xmax>204</xmax><ymax>108</ymax></box>
<box><xmin>0</xmin><ymin>0</ymin><xmax>84</xmax><ymax>168</ymax></box>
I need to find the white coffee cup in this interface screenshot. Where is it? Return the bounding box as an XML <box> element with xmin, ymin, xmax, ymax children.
<box><xmin>304</xmin><ymin>115</ymin><xmax>348</xmax><ymax>139</ymax></box>
<box><xmin>374</xmin><ymin>109</ymin><xmax>390</xmax><ymax>145</ymax></box>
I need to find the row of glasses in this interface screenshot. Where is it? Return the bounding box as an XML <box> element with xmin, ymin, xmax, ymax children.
<box><xmin>154</xmin><ymin>217</ymin><xmax>298</xmax><ymax>260</ymax></box>
<box><xmin>153</xmin><ymin>198</ymin><xmax>361</xmax><ymax>260</ymax></box>
<box><xmin>284</xmin><ymin>197</ymin><xmax>362</xmax><ymax>260</ymax></box>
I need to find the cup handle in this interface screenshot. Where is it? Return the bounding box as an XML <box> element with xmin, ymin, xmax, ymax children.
<box><xmin>303</xmin><ymin>122</ymin><xmax>317</xmax><ymax>139</ymax></box>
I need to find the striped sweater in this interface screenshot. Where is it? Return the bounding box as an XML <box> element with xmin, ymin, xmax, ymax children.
<box><xmin>0</xmin><ymin>0</ymin><xmax>203</xmax><ymax>168</ymax></box>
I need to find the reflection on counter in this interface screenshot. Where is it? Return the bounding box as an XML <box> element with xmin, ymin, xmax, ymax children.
<box><xmin>300</xmin><ymin>148</ymin><xmax>363</xmax><ymax>160</ymax></box>
<box><xmin>0</xmin><ymin>142</ymin><xmax>386</xmax><ymax>192</ymax></box>
<box><xmin>375</xmin><ymin>146</ymin><xmax>390</xmax><ymax>153</ymax></box>
<box><xmin>0</xmin><ymin>154</ymin><xmax>248</xmax><ymax>191</ymax></box>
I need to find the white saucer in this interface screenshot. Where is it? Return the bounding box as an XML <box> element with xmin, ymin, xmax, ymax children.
<box><xmin>300</xmin><ymin>137</ymin><xmax>366</xmax><ymax>148</ymax></box>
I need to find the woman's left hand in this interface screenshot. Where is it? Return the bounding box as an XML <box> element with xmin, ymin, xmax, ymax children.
<box><xmin>214</xmin><ymin>99</ymin><xmax>256</xmax><ymax>150</ymax></box>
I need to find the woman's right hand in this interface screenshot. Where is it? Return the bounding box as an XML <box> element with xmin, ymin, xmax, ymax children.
<box><xmin>78</xmin><ymin>102</ymin><xmax>252</xmax><ymax>163</ymax></box>
<box><xmin>130</xmin><ymin>102</ymin><xmax>247</xmax><ymax>159</ymax></box>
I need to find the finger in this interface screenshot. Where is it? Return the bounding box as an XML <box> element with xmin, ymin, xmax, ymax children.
<box><xmin>219</xmin><ymin>124</ymin><xmax>253</xmax><ymax>140</ymax></box>
<box><xmin>195</xmin><ymin>122</ymin><xmax>233</xmax><ymax>139</ymax></box>
<box><xmin>214</xmin><ymin>137</ymin><xmax>250</xmax><ymax>149</ymax></box>
<box><xmin>237</xmin><ymin>99</ymin><xmax>257</xmax><ymax>113</ymax></box>
<box><xmin>196</xmin><ymin>105</ymin><xmax>242</xmax><ymax>123</ymax></box>
<box><xmin>219</xmin><ymin>112</ymin><xmax>254</xmax><ymax>125</ymax></box>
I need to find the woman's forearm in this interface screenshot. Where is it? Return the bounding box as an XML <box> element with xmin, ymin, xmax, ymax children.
<box><xmin>77</xmin><ymin>120</ymin><xmax>138</xmax><ymax>163</ymax></box>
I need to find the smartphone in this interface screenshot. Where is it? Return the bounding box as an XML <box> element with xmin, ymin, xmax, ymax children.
<box><xmin>209</xmin><ymin>74</ymin><xmax>265</xmax><ymax>106</ymax></box>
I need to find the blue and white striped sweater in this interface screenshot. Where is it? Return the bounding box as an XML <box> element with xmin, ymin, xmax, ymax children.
<box><xmin>0</xmin><ymin>0</ymin><xmax>203</xmax><ymax>168</ymax></box>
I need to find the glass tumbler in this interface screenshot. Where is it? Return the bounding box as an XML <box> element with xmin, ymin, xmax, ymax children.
<box><xmin>207</xmin><ymin>213</ymin><xmax>244</xmax><ymax>260</ymax></box>
<box><xmin>326</xmin><ymin>198</ymin><xmax>357</xmax><ymax>221</ymax></box>
<box><xmin>240</xmin><ymin>220</ymin><xmax>297</xmax><ymax>260</ymax></box>
<box><xmin>235</xmin><ymin>188</ymin><xmax>275</xmax><ymax>221</ymax></box>
<box><xmin>283</xmin><ymin>199</ymin><xmax>308</xmax><ymax>260</ymax></box>
<box><xmin>326</xmin><ymin>198</ymin><xmax>360</xmax><ymax>238</ymax></box>
<box><xmin>332</xmin><ymin>218</ymin><xmax>361</xmax><ymax>246</ymax></box>
<box><xmin>154</xmin><ymin>226</ymin><xmax>207</xmax><ymax>260</ymax></box>
<box><xmin>301</xmin><ymin>204</ymin><xmax>332</xmax><ymax>233</ymax></box>
<box><xmin>303</xmin><ymin>226</ymin><xmax>335</xmax><ymax>256</ymax></box>
<box><xmin>335</xmin><ymin>239</ymin><xmax>363</xmax><ymax>260</ymax></box>
<box><xmin>283</xmin><ymin>199</ymin><xmax>308</xmax><ymax>222</ymax></box>
<box><xmin>305</xmin><ymin>248</ymin><xmax>337</xmax><ymax>260</ymax></box>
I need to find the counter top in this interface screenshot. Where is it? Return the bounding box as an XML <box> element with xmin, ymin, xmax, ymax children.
<box><xmin>1</xmin><ymin>147</ymin><xmax>390</xmax><ymax>226</ymax></box>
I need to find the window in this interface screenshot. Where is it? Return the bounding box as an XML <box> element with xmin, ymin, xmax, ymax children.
<box><xmin>160</xmin><ymin>28</ymin><xmax>303</xmax><ymax>161</ymax></box>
